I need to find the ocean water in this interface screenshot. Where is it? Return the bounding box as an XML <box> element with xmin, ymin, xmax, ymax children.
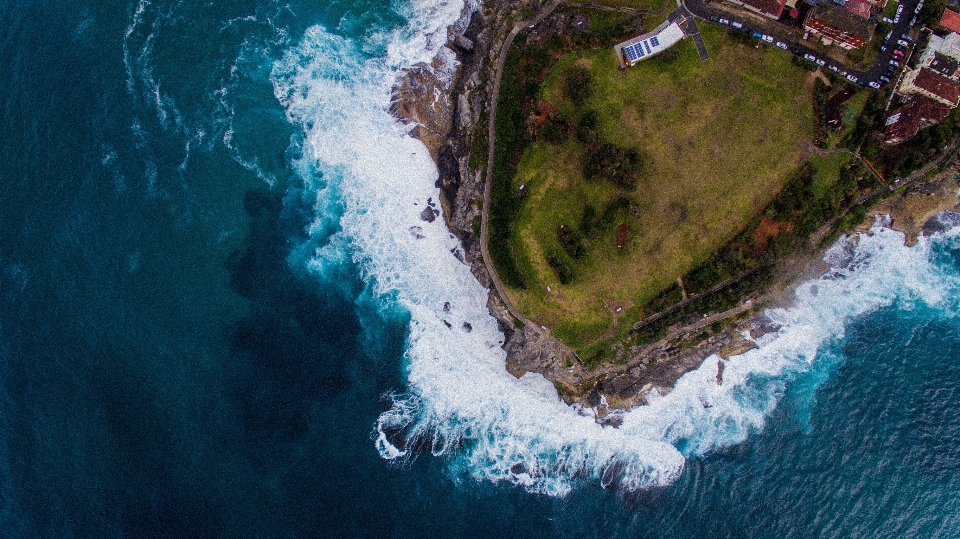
<box><xmin>2</xmin><ymin>0</ymin><xmax>960</xmax><ymax>536</ymax></box>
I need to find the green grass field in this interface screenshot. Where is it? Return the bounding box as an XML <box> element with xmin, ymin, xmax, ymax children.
<box><xmin>565</xmin><ymin>0</ymin><xmax>666</xmax><ymax>11</ymax></box>
<box><xmin>500</xmin><ymin>26</ymin><xmax>816</xmax><ymax>355</ymax></box>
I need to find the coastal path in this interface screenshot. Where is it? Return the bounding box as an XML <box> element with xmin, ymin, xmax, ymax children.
<box><xmin>857</xmin><ymin>135</ymin><xmax>960</xmax><ymax>206</ymax></box>
<box><xmin>480</xmin><ymin>0</ymin><xmax>581</xmax><ymax>363</ymax></box>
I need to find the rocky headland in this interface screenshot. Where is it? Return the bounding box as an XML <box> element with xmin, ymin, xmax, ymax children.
<box><xmin>390</xmin><ymin>0</ymin><xmax>960</xmax><ymax>416</ymax></box>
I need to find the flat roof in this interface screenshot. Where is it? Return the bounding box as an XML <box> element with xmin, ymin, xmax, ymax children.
<box><xmin>615</xmin><ymin>21</ymin><xmax>685</xmax><ymax>66</ymax></box>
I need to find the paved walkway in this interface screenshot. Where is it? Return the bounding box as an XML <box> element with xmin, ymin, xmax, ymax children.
<box><xmin>479</xmin><ymin>0</ymin><xmax>577</xmax><ymax>359</ymax></box>
<box><xmin>671</xmin><ymin>6</ymin><xmax>709</xmax><ymax>61</ymax></box>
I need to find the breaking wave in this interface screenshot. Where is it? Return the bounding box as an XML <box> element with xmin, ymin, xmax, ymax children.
<box><xmin>271</xmin><ymin>0</ymin><xmax>960</xmax><ymax>496</ymax></box>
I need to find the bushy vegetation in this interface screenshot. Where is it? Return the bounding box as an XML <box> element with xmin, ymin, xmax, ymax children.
<box><xmin>878</xmin><ymin>106</ymin><xmax>960</xmax><ymax>178</ymax></box>
<box><xmin>565</xmin><ymin>66</ymin><xmax>593</xmax><ymax>106</ymax></box>
<box><xmin>582</xmin><ymin>142</ymin><xmax>642</xmax><ymax>189</ymax></box>
<box><xmin>635</xmin><ymin>156</ymin><xmax>880</xmax><ymax>335</ymax></box>
<box><xmin>488</xmin><ymin>39</ymin><xmax>554</xmax><ymax>289</ymax></box>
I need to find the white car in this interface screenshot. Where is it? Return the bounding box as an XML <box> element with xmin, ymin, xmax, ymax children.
<box><xmin>776</xmin><ymin>41</ymin><xmax>788</xmax><ymax>49</ymax></box>
<box><xmin>731</xmin><ymin>21</ymin><xmax>743</xmax><ymax>29</ymax></box>
<box><xmin>719</xmin><ymin>18</ymin><xmax>730</xmax><ymax>24</ymax></box>
<box><xmin>762</xmin><ymin>35</ymin><xmax>773</xmax><ymax>43</ymax></box>
<box><xmin>869</xmin><ymin>81</ymin><xmax>881</xmax><ymax>88</ymax></box>
<box><xmin>816</xmin><ymin>58</ymin><xmax>826</xmax><ymax>66</ymax></box>
<box><xmin>829</xmin><ymin>65</ymin><xmax>839</xmax><ymax>72</ymax></box>
<box><xmin>846</xmin><ymin>74</ymin><xmax>858</xmax><ymax>82</ymax></box>
<box><xmin>804</xmin><ymin>53</ymin><xmax>816</xmax><ymax>61</ymax></box>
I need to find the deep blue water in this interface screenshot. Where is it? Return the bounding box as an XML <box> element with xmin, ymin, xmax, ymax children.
<box><xmin>2</xmin><ymin>0</ymin><xmax>960</xmax><ymax>536</ymax></box>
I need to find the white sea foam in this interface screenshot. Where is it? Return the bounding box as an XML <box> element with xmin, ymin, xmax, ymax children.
<box><xmin>272</xmin><ymin>0</ymin><xmax>960</xmax><ymax>496</ymax></box>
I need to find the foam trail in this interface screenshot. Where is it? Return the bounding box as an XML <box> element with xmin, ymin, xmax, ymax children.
<box><xmin>273</xmin><ymin>0</ymin><xmax>960</xmax><ymax>495</ymax></box>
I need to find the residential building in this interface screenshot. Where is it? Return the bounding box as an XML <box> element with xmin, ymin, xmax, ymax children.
<box><xmin>803</xmin><ymin>3</ymin><xmax>876</xmax><ymax>49</ymax></box>
<box><xmin>917</xmin><ymin>32</ymin><xmax>960</xmax><ymax>79</ymax></box>
<box><xmin>884</xmin><ymin>96</ymin><xmax>953</xmax><ymax>145</ymax></box>
<box><xmin>898</xmin><ymin>67</ymin><xmax>960</xmax><ymax>107</ymax></box>
<box><xmin>844</xmin><ymin>0</ymin><xmax>873</xmax><ymax>20</ymax></box>
<box><xmin>939</xmin><ymin>8</ymin><xmax>960</xmax><ymax>34</ymax></box>
<box><xmin>727</xmin><ymin>0</ymin><xmax>788</xmax><ymax>20</ymax></box>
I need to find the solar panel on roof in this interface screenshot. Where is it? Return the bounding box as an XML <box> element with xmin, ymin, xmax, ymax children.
<box><xmin>635</xmin><ymin>44</ymin><xmax>645</xmax><ymax>57</ymax></box>
<box><xmin>651</xmin><ymin>36</ymin><xmax>660</xmax><ymax>47</ymax></box>
<box><xmin>643</xmin><ymin>41</ymin><xmax>652</xmax><ymax>54</ymax></box>
<box><xmin>625</xmin><ymin>47</ymin><xmax>638</xmax><ymax>61</ymax></box>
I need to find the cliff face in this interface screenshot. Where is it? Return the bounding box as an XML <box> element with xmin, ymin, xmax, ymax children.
<box><xmin>391</xmin><ymin>0</ymin><xmax>545</xmax><ymax>339</ymax></box>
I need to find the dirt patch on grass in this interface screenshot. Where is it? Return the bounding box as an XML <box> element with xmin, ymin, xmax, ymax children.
<box><xmin>753</xmin><ymin>217</ymin><xmax>793</xmax><ymax>251</ymax></box>
<box><xmin>603</xmin><ymin>300</ymin><xmax>634</xmax><ymax>315</ymax></box>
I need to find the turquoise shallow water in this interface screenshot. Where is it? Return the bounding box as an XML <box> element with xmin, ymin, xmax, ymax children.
<box><xmin>2</xmin><ymin>0</ymin><xmax>960</xmax><ymax>536</ymax></box>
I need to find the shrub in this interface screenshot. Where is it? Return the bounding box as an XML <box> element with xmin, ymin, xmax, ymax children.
<box><xmin>583</xmin><ymin>143</ymin><xmax>642</xmax><ymax>189</ymax></box>
<box><xmin>565</xmin><ymin>66</ymin><xmax>593</xmax><ymax>106</ymax></box>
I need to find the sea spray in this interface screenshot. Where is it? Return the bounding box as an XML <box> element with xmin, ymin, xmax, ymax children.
<box><xmin>272</xmin><ymin>0</ymin><xmax>960</xmax><ymax>495</ymax></box>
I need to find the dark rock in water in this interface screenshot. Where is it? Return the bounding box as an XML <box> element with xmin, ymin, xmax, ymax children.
<box><xmin>409</xmin><ymin>226</ymin><xmax>425</xmax><ymax>239</ymax></box>
<box><xmin>443</xmin><ymin>320</ymin><xmax>452</xmax><ymax>329</ymax></box>
<box><xmin>586</xmin><ymin>388</ymin><xmax>602</xmax><ymax>407</ymax></box>
<box><xmin>600</xmin><ymin>414</ymin><xmax>623</xmax><ymax>428</ymax></box>
<box><xmin>443</xmin><ymin>301</ymin><xmax>451</xmax><ymax>313</ymax></box>
<box><xmin>750</xmin><ymin>314</ymin><xmax>782</xmax><ymax>339</ymax></box>
<box><xmin>462</xmin><ymin>322</ymin><xmax>472</xmax><ymax>332</ymax></box>
<box><xmin>420</xmin><ymin>206</ymin><xmax>439</xmax><ymax>222</ymax></box>
<box><xmin>923</xmin><ymin>210</ymin><xmax>960</xmax><ymax>236</ymax></box>
<box><xmin>510</xmin><ymin>462</ymin><xmax>527</xmax><ymax>474</ymax></box>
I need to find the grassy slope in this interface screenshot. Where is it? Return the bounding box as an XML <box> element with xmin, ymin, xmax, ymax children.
<box><xmin>503</xmin><ymin>26</ymin><xmax>815</xmax><ymax>353</ymax></box>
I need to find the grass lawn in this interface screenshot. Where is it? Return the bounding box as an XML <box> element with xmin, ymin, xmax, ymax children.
<box><xmin>810</xmin><ymin>153</ymin><xmax>853</xmax><ymax>198</ymax></box>
<box><xmin>565</xmin><ymin>0</ymin><xmax>666</xmax><ymax>11</ymax></box>
<box><xmin>500</xmin><ymin>25</ymin><xmax>816</xmax><ymax>355</ymax></box>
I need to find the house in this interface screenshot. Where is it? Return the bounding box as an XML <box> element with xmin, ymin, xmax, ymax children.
<box><xmin>844</xmin><ymin>0</ymin><xmax>873</xmax><ymax>20</ymax></box>
<box><xmin>726</xmin><ymin>0</ymin><xmax>788</xmax><ymax>20</ymax></box>
<box><xmin>939</xmin><ymin>8</ymin><xmax>960</xmax><ymax>34</ymax></box>
<box><xmin>917</xmin><ymin>32</ymin><xmax>960</xmax><ymax>79</ymax></box>
<box><xmin>897</xmin><ymin>67</ymin><xmax>960</xmax><ymax>107</ymax></box>
<box><xmin>803</xmin><ymin>3</ymin><xmax>876</xmax><ymax>49</ymax></box>
<box><xmin>616</xmin><ymin>21</ymin><xmax>686</xmax><ymax>66</ymax></box>
<box><xmin>883</xmin><ymin>96</ymin><xmax>953</xmax><ymax>145</ymax></box>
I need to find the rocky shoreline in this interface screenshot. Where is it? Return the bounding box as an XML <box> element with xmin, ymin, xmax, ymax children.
<box><xmin>390</xmin><ymin>0</ymin><xmax>960</xmax><ymax>414</ymax></box>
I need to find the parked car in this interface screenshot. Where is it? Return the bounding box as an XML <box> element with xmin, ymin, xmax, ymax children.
<box><xmin>893</xmin><ymin>50</ymin><xmax>905</xmax><ymax>58</ymax></box>
<box><xmin>731</xmin><ymin>21</ymin><xmax>743</xmax><ymax>29</ymax></box>
<box><xmin>880</xmin><ymin>75</ymin><xmax>891</xmax><ymax>82</ymax></box>
<box><xmin>816</xmin><ymin>58</ymin><xmax>826</xmax><ymax>66</ymax></box>
<box><xmin>776</xmin><ymin>41</ymin><xmax>788</xmax><ymax>49</ymax></box>
<box><xmin>829</xmin><ymin>65</ymin><xmax>839</xmax><ymax>72</ymax></box>
<box><xmin>897</xmin><ymin>39</ymin><xmax>909</xmax><ymax>47</ymax></box>
<box><xmin>869</xmin><ymin>81</ymin><xmax>881</xmax><ymax>88</ymax></box>
<box><xmin>762</xmin><ymin>35</ymin><xmax>774</xmax><ymax>43</ymax></box>
<box><xmin>718</xmin><ymin>18</ymin><xmax>729</xmax><ymax>24</ymax></box>
<box><xmin>709</xmin><ymin>15</ymin><xmax>719</xmax><ymax>21</ymax></box>
<box><xmin>902</xmin><ymin>33</ymin><xmax>912</xmax><ymax>41</ymax></box>
<box><xmin>890</xmin><ymin>59</ymin><xmax>901</xmax><ymax>67</ymax></box>
<box><xmin>803</xmin><ymin>53</ymin><xmax>817</xmax><ymax>61</ymax></box>
<box><xmin>846</xmin><ymin>74</ymin><xmax>858</xmax><ymax>82</ymax></box>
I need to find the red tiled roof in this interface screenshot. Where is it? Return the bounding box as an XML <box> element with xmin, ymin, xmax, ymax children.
<box><xmin>940</xmin><ymin>8</ymin><xmax>960</xmax><ymax>34</ymax></box>
<box><xmin>737</xmin><ymin>0</ymin><xmax>786</xmax><ymax>18</ymax></box>
<box><xmin>914</xmin><ymin>67</ymin><xmax>960</xmax><ymax>105</ymax></box>
<box><xmin>804</xmin><ymin>3</ymin><xmax>876</xmax><ymax>42</ymax></box>
<box><xmin>844</xmin><ymin>0</ymin><xmax>873</xmax><ymax>19</ymax></box>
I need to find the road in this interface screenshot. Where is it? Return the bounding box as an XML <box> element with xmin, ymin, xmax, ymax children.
<box><xmin>682</xmin><ymin>0</ymin><xmax>924</xmax><ymax>87</ymax></box>
<box><xmin>670</xmin><ymin>6</ymin><xmax>710</xmax><ymax>60</ymax></box>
